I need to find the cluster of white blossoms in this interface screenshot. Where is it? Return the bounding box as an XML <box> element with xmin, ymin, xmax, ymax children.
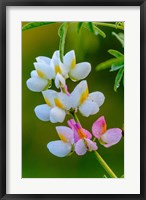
<box><xmin>26</xmin><ymin>50</ymin><xmax>91</xmax><ymax>92</ymax></box>
<box><xmin>26</xmin><ymin>50</ymin><xmax>105</xmax><ymax>123</ymax></box>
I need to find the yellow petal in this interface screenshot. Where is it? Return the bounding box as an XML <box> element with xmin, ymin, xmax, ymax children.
<box><xmin>58</xmin><ymin>133</ymin><xmax>68</xmax><ymax>142</ymax></box>
<box><xmin>55</xmin><ymin>65</ymin><xmax>62</xmax><ymax>74</ymax></box>
<box><xmin>54</xmin><ymin>98</ymin><xmax>64</xmax><ymax>109</ymax></box>
<box><xmin>70</xmin><ymin>59</ymin><xmax>76</xmax><ymax>69</ymax></box>
<box><xmin>37</xmin><ymin>70</ymin><xmax>45</xmax><ymax>78</ymax></box>
<box><xmin>79</xmin><ymin>87</ymin><xmax>89</xmax><ymax>104</ymax></box>
<box><xmin>44</xmin><ymin>98</ymin><xmax>52</xmax><ymax>107</ymax></box>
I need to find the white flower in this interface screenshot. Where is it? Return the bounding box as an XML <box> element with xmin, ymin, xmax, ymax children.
<box><xmin>26</xmin><ymin>56</ymin><xmax>55</xmax><ymax>92</ymax></box>
<box><xmin>50</xmin><ymin>51</ymin><xmax>68</xmax><ymax>89</ymax></box>
<box><xmin>50</xmin><ymin>50</ymin><xmax>91</xmax><ymax>88</ymax></box>
<box><xmin>47</xmin><ymin>126</ymin><xmax>74</xmax><ymax>157</ymax></box>
<box><xmin>63</xmin><ymin>50</ymin><xmax>91</xmax><ymax>81</ymax></box>
<box><xmin>70</xmin><ymin>80</ymin><xmax>105</xmax><ymax>117</ymax></box>
<box><xmin>34</xmin><ymin>90</ymin><xmax>71</xmax><ymax>123</ymax></box>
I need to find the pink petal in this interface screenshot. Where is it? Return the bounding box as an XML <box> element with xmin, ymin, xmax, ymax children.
<box><xmin>64</xmin><ymin>84</ymin><xmax>70</xmax><ymax>96</ymax></box>
<box><xmin>100</xmin><ymin>128</ymin><xmax>122</xmax><ymax>148</ymax></box>
<box><xmin>68</xmin><ymin>119</ymin><xmax>92</xmax><ymax>142</ymax></box>
<box><xmin>92</xmin><ymin>116</ymin><xmax>107</xmax><ymax>139</ymax></box>
<box><xmin>56</xmin><ymin>126</ymin><xmax>74</xmax><ymax>144</ymax></box>
<box><xmin>84</xmin><ymin>138</ymin><xmax>98</xmax><ymax>151</ymax></box>
<box><xmin>82</xmin><ymin>128</ymin><xmax>92</xmax><ymax>139</ymax></box>
<box><xmin>74</xmin><ymin>139</ymin><xmax>87</xmax><ymax>156</ymax></box>
<box><xmin>75</xmin><ymin>123</ymin><xmax>92</xmax><ymax>141</ymax></box>
<box><xmin>68</xmin><ymin>119</ymin><xmax>80</xmax><ymax>142</ymax></box>
<box><xmin>67</xmin><ymin>119</ymin><xmax>76</xmax><ymax>129</ymax></box>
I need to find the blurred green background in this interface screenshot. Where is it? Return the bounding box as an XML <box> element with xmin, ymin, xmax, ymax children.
<box><xmin>22</xmin><ymin>22</ymin><xmax>124</xmax><ymax>178</ymax></box>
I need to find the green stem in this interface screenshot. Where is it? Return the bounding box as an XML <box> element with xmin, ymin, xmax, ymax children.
<box><xmin>93</xmin><ymin>22</ymin><xmax>124</xmax><ymax>31</ymax></box>
<box><xmin>70</xmin><ymin>111</ymin><xmax>80</xmax><ymax>124</ymax></box>
<box><xmin>94</xmin><ymin>151</ymin><xmax>117</xmax><ymax>178</ymax></box>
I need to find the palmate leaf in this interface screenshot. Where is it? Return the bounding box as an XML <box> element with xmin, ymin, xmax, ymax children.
<box><xmin>58</xmin><ymin>22</ymin><xmax>69</xmax><ymax>62</ymax></box>
<box><xmin>114</xmin><ymin>68</ymin><xmax>124</xmax><ymax>92</ymax></box>
<box><xmin>96</xmin><ymin>48</ymin><xmax>124</xmax><ymax>91</ymax></box>
<box><xmin>96</xmin><ymin>56</ymin><xmax>124</xmax><ymax>71</ymax></box>
<box><xmin>83</xmin><ymin>22</ymin><xmax>106</xmax><ymax>38</ymax></box>
<box><xmin>22</xmin><ymin>22</ymin><xmax>56</xmax><ymax>31</ymax></box>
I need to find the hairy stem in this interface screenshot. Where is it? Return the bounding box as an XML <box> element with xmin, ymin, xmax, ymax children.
<box><xmin>93</xmin><ymin>22</ymin><xmax>124</xmax><ymax>31</ymax></box>
<box><xmin>94</xmin><ymin>151</ymin><xmax>118</xmax><ymax>178</ymax></box>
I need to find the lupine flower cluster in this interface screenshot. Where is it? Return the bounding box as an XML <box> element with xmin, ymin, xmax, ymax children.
<box><xmin>26</xmin><ymin>50</ymin><xmax>122</xmax><ymax>157</ymax></box>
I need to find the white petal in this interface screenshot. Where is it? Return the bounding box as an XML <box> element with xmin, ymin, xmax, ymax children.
<box><xmin>69</xmin><ymin>62</ymin><xmax>91</xmax><ymax>81</ymax></box>
<box><xmin>26</xmin><ymin>77</ymin><xmax>48</xmax><ymax>92</ymax></box>
<box><xmin>50</xmin><ymin>107</ymin><xmax>66</xmax><ymax>123</ymax></box>
<box><xmin>42</xmin><ymin>90</ymin><xmax>56</xmax><ymax>107</ymax></box>
<box><xmin>70</xmin><ymin>80</ymin><xmax>88</xmax><ymax>108</ymax></box>
<box><xmin>50</xmin><ymin>51</ymin><xmax>60</xmax><ymax>69</ymax></box>
<box><xmin>55</xmin><ymin>73</ymin><xmax>66</xmax><ymax>88</ymax></box>
<box><xmin>34</xmin><ymin>62</ymin><xmax>55</xmax><ymax>80</ymax></box>
<box><xmin>52</xmin><ymin>50</ymin><xmax>60</xmax><ymax>60</ymax></box>
<box><xmin>88</xmin><ymin>92</ymin><xmax>105</xmax><ymax>107</ymax></box>
<box><xmin>34</xmin><ymin>104</ymin><xmax>51</xmax><ymax>121</ymax></box>
<box><xmin>36</xmin><ymin>56</ymin><xmax>51</xmax><ymax>65</ymax></box>
<box><xmin>51</xmin><ymin>51</ymin><xmax>68</xmax><ymax>78</ymax></box>
<box><xmin>31</xmin><ymin>70</ymin><xmax>38</xmax><ymax>77</ymax></box>
<box><xmin>47</xmin><ymin>140</ymin><xmax>72</xmax><ymax>157</ymax></box>
<box><xmin>56</xmin><ymin>126</ymin><xmax>74</xmax><ymax>144</ymax></box>
<box><xmin>63</xmin><ymin>50</ymin><xmax>76</xmax><ymax>73</ymax></box>
<box><xmin>56</xmin><ymin>92</ymin><xmax>71</xmax><ymax>110</ymax></box>
<box><xmin>60</xmin><ymin>64</ymin><xmax>68</xmax><ymax>78</ymax></box>
<box><xmin>74</xmin><ymin>139</ymin><xmax>87</xmax><ymax>156</ymax></box>
<box><xmin>79</xmin><ymin>100</ymin><xmax>99</xmax><ymax>117</ymax></box>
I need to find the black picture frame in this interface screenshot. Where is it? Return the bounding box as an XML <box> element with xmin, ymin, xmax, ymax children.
<box><xmin>0</xmin><ymin>0</ymin><xmax>146</xmax><ymax>199</ymax></box>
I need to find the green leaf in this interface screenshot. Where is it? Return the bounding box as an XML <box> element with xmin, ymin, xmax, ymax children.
<box><xmin>112</xmin><ymin>32</ymin><xmax>124</xmax><ymax>47</ymax></box>
<box><xmin>114</xmin><ymin>68</ymin><xmax>124</xmax><ymax>92</ymax></box>
<box><xmin>108</xmin><ymin>49</ymin><xmax>123</xmax><ymax>58</ymax></box>
<box><xmin>77</xmin><ymin>22</ymin><xmax>83</xmax><ymax>33</ymax></box>
<box><xmin>83</xmin><ymin>22</ymin><xmax>106</xmax><ymax>38</ymax></box>
<box><xmin>88</xmin><ymin>22</ymin><xmax>95</xmax><ymax>33</ymax></box>
<box><xmin>96</xmin><ymin>57</ymin><xmax>124</xmax><ymax>71</ymax></box>
<box><xmin>110</xmin><ymin>64</ymin><xmax>124</xmax><ymax>72</ymax></box>
<box><xmin>118</xmin><ymin>32</ymin><xmax>124</xmax><ymax>40</ymax></box>
<box><xmin>58</xmin><ymin>22</ymin><xmax>69</xmax><ymax>62</ymax></box>
<box><xmin>22</xmin><ymin>22</ymin><xmax>56</xmax><ymax>31</ymax></box>
<box><xmin>93</xmin><ymin>25</ymin><xmax>106</xmax><ymax>38</ymax></box>
<box><xmin>83</xmin><ymin>22</ymin><xmax>96</xmax><ymax>34</ymax></box>
<box><xmin>121</xmin><ymin>174</ymin><xmax>124</xmax><ymax>178</ymax></box>
<box><xmin>103</xmin><ymin>174</ymin><xmax>108</xmax><ymax>178</ymax></box>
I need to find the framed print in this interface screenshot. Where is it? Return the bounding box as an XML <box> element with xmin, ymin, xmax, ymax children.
<box><xmin>0</xmin><ymin>0</ymin><xmax>146</xmax><ymax>199</ymax></box>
